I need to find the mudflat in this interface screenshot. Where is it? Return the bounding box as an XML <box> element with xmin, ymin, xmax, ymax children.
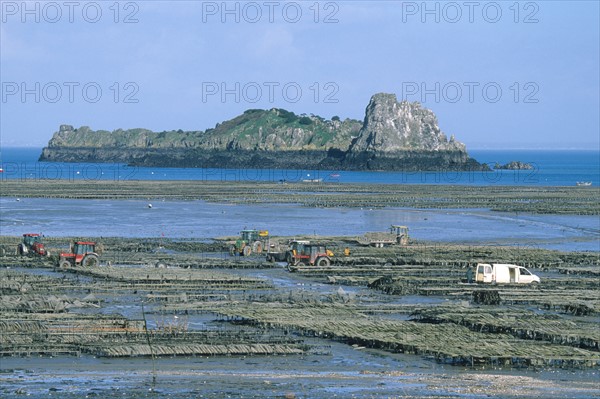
<box><xmin>1</xmin><ymin>179</ymin><xmax>598</xmax><ymax>214</ymax></box>
<box><xmin>1</xmin><ymin>180</ymin><xmax>599</xmax><ymax>398</ymax></box>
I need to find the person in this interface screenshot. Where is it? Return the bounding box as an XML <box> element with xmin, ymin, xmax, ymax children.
<box><xmin>466</xmin><ymin>266</ymin><xmax>474</xmax><ymax>284</ymax></box>
<box><xmin>344</xmin><ymin>247</ymin><xmax>351</xmax><ymax>256</ymax></box>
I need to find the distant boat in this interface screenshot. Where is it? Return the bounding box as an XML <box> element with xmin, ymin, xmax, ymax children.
<box><xmin>576</xmin><ymin>181</ymin><xmax>592</xmax><ymax>186</ymax></box>
<box><xmin>302</xmin><ymin>174</ymin><xmax>322</xmax><ymax>183</ymax></box>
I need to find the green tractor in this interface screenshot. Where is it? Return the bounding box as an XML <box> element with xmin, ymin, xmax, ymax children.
<box><xmin>230</xmin><ymin>229</ymin><xmax>269</xmax><ymax>256</ymax></box>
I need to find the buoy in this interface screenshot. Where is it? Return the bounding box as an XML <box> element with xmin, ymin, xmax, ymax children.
<box><xmin>148</xmin><ymin>203</ymin><xmax>153</xmax><ymax>208</ymax></box>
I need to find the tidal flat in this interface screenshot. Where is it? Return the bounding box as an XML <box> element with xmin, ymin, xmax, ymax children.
<box><xmin>0</xmin><ymin>180</ymin><xmax>598</xmax><ymax>398</ymax></box>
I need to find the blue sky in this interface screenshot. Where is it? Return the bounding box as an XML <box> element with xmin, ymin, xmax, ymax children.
<box><xmin>1</xmin><ymin>1</ymin><xmax>599</xmax><ymax>149</ymax></box>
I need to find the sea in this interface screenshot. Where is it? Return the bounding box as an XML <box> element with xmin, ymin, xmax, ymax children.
<box><xmin>0</xmin><ymin>147</ymin><xmax>599</xmax><ymax>186</ymax></box>
<box><xmin>1</xmin><ymin>147</ymin><xmax>598</xmax><ymax>251</ymax></box>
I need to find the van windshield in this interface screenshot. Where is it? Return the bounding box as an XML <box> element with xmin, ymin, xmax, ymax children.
<box><xmin>520</xmin><ymin>268</ymin><xmax>531</xmax><ymax>275</ymax></box>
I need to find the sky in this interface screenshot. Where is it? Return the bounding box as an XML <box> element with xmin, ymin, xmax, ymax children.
<box><xmin>1</xmin><ymin>0</ymin><xmax>599</xmax><ymax>149</ymax></box>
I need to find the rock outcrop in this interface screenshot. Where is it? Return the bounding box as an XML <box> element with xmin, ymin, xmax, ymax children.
<box><xmin>40</xmin><ymin>93</ymin><xmax>487</xmax><ymax>171</ymax></box>
<box><xmin>494</xmin><ymin>161</ymin><xmax>534</xmax><ymax>170</ymax></box>
<box><xmin>342</xmin><ymin>93</ymin><xmax>481</xmax><ymax>170</ymax></box>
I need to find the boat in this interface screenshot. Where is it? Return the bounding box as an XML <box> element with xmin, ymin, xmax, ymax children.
<box><xmin>329</xmin><ymin>173</ymin><xmax>341</xmax><ymax>178</ymax></box>
<box><xmin>302</xmin><ymin>174</ymin><xmax>322</xmax><ymax>183</ymax></box>
<box><xmin>576</xmin><ymin>181</ymin><xmax>592</xmax><ymax>186</ymax></box>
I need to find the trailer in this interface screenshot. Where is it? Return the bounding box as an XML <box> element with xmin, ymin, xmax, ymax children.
<box><xmin>357</xmin><ymin>225</ymin><xmax>409</xmax><ymax>247</ymax></box>
<box><xmin>265</xmin><ymin>239</ymin><xmax>292</xmax><ymax>262</ymax></box>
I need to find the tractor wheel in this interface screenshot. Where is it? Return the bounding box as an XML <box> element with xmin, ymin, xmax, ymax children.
<box><xmin>316</xmin><ymin>257</ymin><xmax>331</xmax><ymax>267</ymax></box>
<box><xmin>82</xmin><ymin>254</ymin><xmax>99</xmax><ymax>267</ymax></box>
<box><xmin>242</xmin><ymin>246</ymin><xmax>252</xmax><ymax>257</ymax></box>
<box><xmin>296</xmin><ymin>261</ymin><xmax>306</xmax><ymax>267</ymax></box>
<box><xmin>253</xmin><ymin>241</ymin><xmax>263</xmax><ymax>254</ymax></box>
<box><xmin>59</xmin><ymin>259</ymin><xmax>71</xmax><ymax>268</ymax></box>
<box><xmin>17</xmin><ymin>244</ymin><xmax>27</xmax><ymax>256</ymax></box>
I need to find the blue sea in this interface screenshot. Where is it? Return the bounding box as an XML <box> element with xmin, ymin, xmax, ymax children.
<box><xmin>0</xmin><ymin>147</ymin><xmax>598</xmax><ymax>186</ymax></box>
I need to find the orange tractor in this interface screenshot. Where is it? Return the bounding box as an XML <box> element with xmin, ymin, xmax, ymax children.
<box><xmin>58</xmin><ymin>241</ymin><xmax>100</xmax><ymax>268</ymax></box>
<box><xmin>286</xmin><ymin>241</ymin><xmax>333</xmax><ymax>268</ymax></box>
<box><xmin>18</xmin><ymin>233</ymin><xmax>50</xmax><ymax>257</ymax></box>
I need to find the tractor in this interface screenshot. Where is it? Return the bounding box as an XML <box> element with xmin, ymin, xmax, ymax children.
<box><xmin>58</xmin><ymin>241</ymin><xmax>100</xmax><ymax>268</ymax></box>
<box><xmin>230</xmin><ymin>230</ymin><xmax>269</xmax><ymax>256</ymax></box>
<box><xmin>17</xmin><ymin>233</ymin><xmax>50</xmax><ymax>256</ymax></box>
<box><xmin>286</xmin><ymin>241</ymin><xmax>333</xmax><ymax>268</ymax></box>
<box><xmin>390</xmin><ymin>225</ymin><xmax>409</xmax><ymax>246</ymax></box>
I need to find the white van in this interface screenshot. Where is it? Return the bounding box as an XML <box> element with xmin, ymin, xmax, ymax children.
<box><xmin>475</xmin><ymin>263</ymin><xmax>540</xmax><ymax>284</ymax></box>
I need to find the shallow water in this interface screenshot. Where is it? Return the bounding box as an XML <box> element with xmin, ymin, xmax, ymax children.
<box><xmin>2</xmin><ymin>346</ymin><xmax>598</xmax><ymax>399</ymax></box>
<box><xmin>1</xmin><ymin>197</ymin><xmax>598</xmax><ymax>251</ymax></box>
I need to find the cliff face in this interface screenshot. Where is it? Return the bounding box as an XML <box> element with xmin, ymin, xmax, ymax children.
<box><xmin>40</xmin><ymin>93</ymin><xmax>486</xmax><ymax>171</ymax></box>
<box><xmin>342</xmin><ymin>93</ymin><xmax>480</xmax><ymax>170</ymax></box>
<box><xmin>350</xmin><ymin>93</ymin><xmax>465</xmax><ymax>153</ymax></box>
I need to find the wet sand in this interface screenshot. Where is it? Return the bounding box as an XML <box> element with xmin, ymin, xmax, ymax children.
<box><xmin>1</xmin><ymin>179</ymin><xmax>598</xmax><ymax>215</ymax></box>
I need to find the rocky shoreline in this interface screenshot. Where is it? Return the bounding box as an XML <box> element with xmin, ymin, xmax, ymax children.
<box><xmin>40</xmin><ymin>146</ymin><xmax>486</xmax><ymax>171</ymax></box>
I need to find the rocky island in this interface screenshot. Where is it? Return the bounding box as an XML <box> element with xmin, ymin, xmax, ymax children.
<box><xmin>494</xmin><ymin>161</ymin><xmax>534</xmax><ymax>170</ymax></box>
<box><xmin>40</xmin><ymin>93</ymin><xmax>487</xmax><ymax>171</ymax></box>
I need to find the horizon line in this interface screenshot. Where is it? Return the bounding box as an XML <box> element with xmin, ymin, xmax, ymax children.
<box><xmin>1</xmin><ymin>144</ymin><xmax>599</xmax><ymax>152</ymax></box>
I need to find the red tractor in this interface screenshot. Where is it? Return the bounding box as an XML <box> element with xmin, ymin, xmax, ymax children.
<box><xmin>286</xmin><ymin>241</ymin><xmax>333</xmax><ymax>269</ymax></box>
<box><xmin>59</xmin><ymin>241</ymin><xmax>100</xmax><ymax>268</ymax></box>
<box><xmin>18</xmin><ymin>233</ymin><xmax>50</xmax><ymax>257</ymax></box>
